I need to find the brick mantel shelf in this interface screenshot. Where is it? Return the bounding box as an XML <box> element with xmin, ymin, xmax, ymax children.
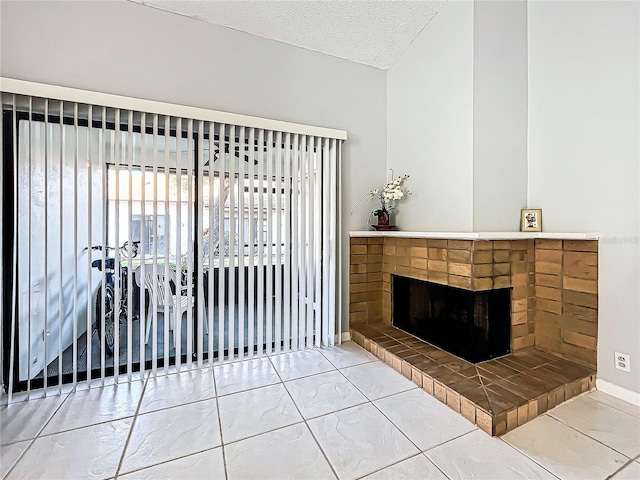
<box><xmin>350</xmin><ymin>231</ymin><xmax>600</xmax><ymax>240</ymax></box>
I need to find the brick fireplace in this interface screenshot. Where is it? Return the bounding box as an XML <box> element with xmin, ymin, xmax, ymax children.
<box><xmin>349</xmin><ymin>233</ymin><xmax>598</xmax><ymax>435</ymax></box>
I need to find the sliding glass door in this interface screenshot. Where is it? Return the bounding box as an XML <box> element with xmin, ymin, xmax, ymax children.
<box><xmin>1</xmin><ymin>91</ymin><xmax>341</xmax><ymax>397</ymax></box>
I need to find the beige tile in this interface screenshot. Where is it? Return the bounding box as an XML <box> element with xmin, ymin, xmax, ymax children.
<box><xmin>427</xmin><ymin>430</ymin><xmax>555</xmax><ymax>479</ymax></box>
<box><xmin>1</xmin><ymin>395</ymin><xmax>66</xmax><ymax>444</ymax></box>
<box><xmin>285</xmin><ymin>371</ymin><xmax>367</xmax><ymax>419</ymax></box>
<box><xmin>610</xmin><ymin>461</ymin><xmax>640</xmax><ymax>480</ymax></box>
<box><xmin>0</xmin><ymin>440</ymin><xmax>30</xmax><ymax>478</ymax></box>
<box><xmin>218</xmin><ymin>384</ymin><xmax>301</xmax><ymax>444</ymax></box>
<box><xmin>548</xmin><ymin>394</ymin><xmax>640</xmax><ymax>458</ymax></box>
<box><xmin>7</xmin><ymin>419</ymin><xmax>131</xmax><ymax>479</ymax></box>
<box><xmin>308</xmin><ymin>403</ymin><xmax>419</xmax><ymax>479</ymax></box>
<box><xmin>374</xmin><ymin>389</ymin><xmax>475</xmax><ymax>450</ymax></box>
<box><xmin>120</xmin><ymin>400</ymin><xmax>222</xmax><ymax>473</ymax></box>
<box><xmin>341</xmin><ymin>361</ymin><xmax>416</xmax><ymax>401</ymax></box>
<box><xmin>119</xmin><ymin>448</ymin><xmax>225</xmax><ymax>480</ymax></box>
<box><xmin>503</xmin><ymin>415</ymin><xmax>628</xmax><ymax>480</ymax></box>
<box><xmin>225</xmin><ymin>424</ymin><xmax>335</xmax><ymax>480</ymax></box>
<box><xmin>363</xmin><ymin>454</ymin><xmax>447</xmax><ymax>480</ymax></box>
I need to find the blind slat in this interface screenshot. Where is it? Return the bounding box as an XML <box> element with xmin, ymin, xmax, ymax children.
<box><xmin>256</xmin><ymin>129</ymin><xmax>265</xmax><ymax>357</ymax></box>
<box><xmin>207</xmin><ymin>122</ymin><xmax>216</xmax><ymax>364</ymax></box>
<box><xmin>247</xmin><ymin>128</ymin><xmax>256</xmax><ymax>359</ymax></box>
<box><xmin>237</xmin><ymin>126</ymin><xmax>246</xmax><ymax>361</ymax></box>
<box><xmin>228</xmin><ymin>125</ymin><xmax>236</xmax><ymax>360</ymax></box>
<box><xmin>217</xmin><ymin>123</ymin><xmax>226</xmax><ymax>361</ymax></box>
<box><xmin>126</xmin><ymin>110</ymin><xmax>134</xmax><ymax>381</ymax></box>
<box><xmin>274</xmin><ymin>131</ymin><xmax>282</xmax><ymax>354</ymax></box>
<box><xmin>283</xmin><ymin>132</ymin><xmax>292</xmax><ymax>353</ymax></box>
<box><xmin>196</xmin><ymin>120</ymin><xmax>205</xmax><ymax>368</ymax></box>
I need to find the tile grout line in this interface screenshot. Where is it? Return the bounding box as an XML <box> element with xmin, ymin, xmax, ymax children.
<box><xmin>475</xmin><ymin>364</ymin><xmax>499</xmax><ymax>417</ymax></box>
<box><xmin>114</xmin><ymin>371</ymin><xmax>150</xmax><ymax>479</ymax></box>
<box><xmin>211</xmin><ymin>366</ymin><xmax>230</xmax><ymax>480</ymax></box>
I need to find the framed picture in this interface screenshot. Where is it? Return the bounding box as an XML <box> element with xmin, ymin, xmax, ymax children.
<box><xmin>521</xmin><ymin>209</ymin><xmax>542</xmax><ymax>232</ymax></box>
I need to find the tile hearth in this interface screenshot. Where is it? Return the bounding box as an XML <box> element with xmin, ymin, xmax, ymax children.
<box><xmin>351</xmin><ymin>322</ymin><xmax>596</xmax><ymax>436</ymax></box>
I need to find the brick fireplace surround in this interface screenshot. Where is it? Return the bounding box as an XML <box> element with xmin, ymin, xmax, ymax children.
<box><xmin>349</xmin><ymin>233</ymin><xmax>598</xmax><ymax>435</ymax></box>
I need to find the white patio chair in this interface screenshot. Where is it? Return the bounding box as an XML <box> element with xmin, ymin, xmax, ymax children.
<box><xmin>134</xmin><ymin>263</ymin><xmax>206</xmax><ymax>346</ymax></box>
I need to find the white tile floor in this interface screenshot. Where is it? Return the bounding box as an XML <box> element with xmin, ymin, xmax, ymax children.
<box><xmin>1</xmin><ymin>341</ymin><xmax>639</xmax><ymax>480</ymax></box>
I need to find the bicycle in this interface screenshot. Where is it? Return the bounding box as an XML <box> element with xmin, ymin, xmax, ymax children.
<box><xmin>89</xmin><ymin>241</ymin><xmax>139</xmax><ymax>354</ymax></box>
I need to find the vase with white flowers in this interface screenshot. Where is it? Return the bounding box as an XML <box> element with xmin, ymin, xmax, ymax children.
<box><xmin>351</xmin><ymin>174</ymin><xmax>411</xmax><ymax>230</ymax></box>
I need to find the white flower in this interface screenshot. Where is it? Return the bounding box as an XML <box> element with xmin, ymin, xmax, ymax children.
<box><xmin>361</xmin><ymin>174</ymin><xmax>411</xmax><ymax>218</ymax></box>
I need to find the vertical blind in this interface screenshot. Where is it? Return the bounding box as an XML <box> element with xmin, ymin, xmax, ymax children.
<box><xmin>0</xmin><ymin>80</ymin><xmax>344</xmax><ymax>399</ymax></box>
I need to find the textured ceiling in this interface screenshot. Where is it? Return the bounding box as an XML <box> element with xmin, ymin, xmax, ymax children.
<box><xmin>130</xmin><ymin>0</ymin><xmax>447</xmax><ymax>69</ymax></box>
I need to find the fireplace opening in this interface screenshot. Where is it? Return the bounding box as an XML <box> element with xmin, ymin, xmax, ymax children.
<box><xmin>392</xmin><ymin>275</ymin><xmax>511</xmax><ymax>363</ymax></box>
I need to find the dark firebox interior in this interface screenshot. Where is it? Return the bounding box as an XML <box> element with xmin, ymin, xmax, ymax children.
<box><xmin>392</xmin><ymin>275</ymin><xmax>511</xmax><ymax>363</ymax></box>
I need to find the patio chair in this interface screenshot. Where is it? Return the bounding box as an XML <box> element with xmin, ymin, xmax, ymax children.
<box><xmin>134</xmin><ymin>263</ymin><xmax>207</xmax><ymax>346</ymax></box>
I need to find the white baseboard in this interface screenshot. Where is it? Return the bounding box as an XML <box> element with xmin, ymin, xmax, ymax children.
<box><xmin>334</xmin><ymin>332</ymin><xmax>351</xmax><ymax>344</ymax></box>
<box><xmin>596</xmin><ymin>379</ymin><xmax>640</xmax><ymax>406</ymax></box>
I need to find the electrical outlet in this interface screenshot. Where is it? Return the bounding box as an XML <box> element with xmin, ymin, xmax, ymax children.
<box><xmin>615</xmin><ymin>352</ymin><xmax>630</xmax><ymax>372</ymax></box>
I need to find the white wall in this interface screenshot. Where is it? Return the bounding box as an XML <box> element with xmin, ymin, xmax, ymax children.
<box><xmin>387</xmin><ymin>0</ymin><xmax>474</xmax><ymax>232</ymax></box>
<box><xmin>387</xmin><ymin>0</ymin><xmax>528</xmax><ymax>233</ymax></box>
<box><xmin>473</xmin><ymin>0</ymin><xmax>528</xmax><ymax>231</ymax></box>
<box><xmin>528</xmin><ymin>1</ymin><xmax>639</xmax><ymax>392</ymax></box>
<box><xmin>0</xmin><ymin>0</ymin><xmax>387</xmax><ymax>334</ymax></box>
